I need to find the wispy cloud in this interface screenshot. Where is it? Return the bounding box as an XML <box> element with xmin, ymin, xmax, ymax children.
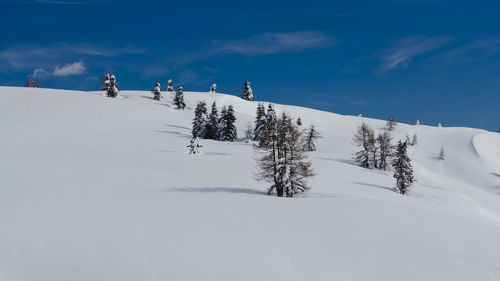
<box><xmin>429</xmin><ymin>37</ymin><xmax>500</xmax><ymax>64</ymax></box>
<box><xmin>214</xmin><ymin>31</ymin><xmax>336</xmax><ymax>56</ymax></box>
<box><xmin>32</xmin><ymin>61</ymin><xmax>86</xmax><ymax>78</ymax></box>
<box><xmin>378</xmin><ymin>35</ymin><xmax>452</xmax><ymax>72</ymax></box>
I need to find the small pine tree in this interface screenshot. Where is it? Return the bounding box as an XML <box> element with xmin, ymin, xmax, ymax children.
<box><xmin>241</xmin><ymin>80</ymin><xmax>254</xmax><ymax>101</ymax></box>
<box><xmin>218</xmin><ymin>105</ymin><xmax>237</xmax><ymax>141</ymax></box>
<box><xmin>205</xmin><ymin>102</ymin><xmax>219</xmax><ymax>140</ymax></box>
<box><xmin>296</xmin><ymin>117</ymin><xmax>302</xmax><ymax>126</ymax></box>
<box><xmin>439</xmin><ymin>146</ymin><xmax>445</xmax><ymax>160</ymax></box>
<box><xmin>210</xmin><ymin>83</ymin><xmax>217</xmax><ymax>93</ymax></box>
<box><xmin>187</xmin><ymin>135</ymin><xmax>202</xmax><ymax>155</ymax></box>
<box><xmin>392</xmin><ymin>141</ymin><xmax>414</xmax><ymax>195</ymax></box>
<box><xmin>25</xmin><ymin>75</ymin><xmax>39</xmax><ymax>88</ymax></box>
<box><xmin>167</xmin><ymin>79</ymin><xmax>174</xmax><ymax>92</ymax></box>
<box><xmin>386</xmin><ymin>116</ymin><xmax>397</xmax><ymax>131</ymax></box>
<box><xmin>192</xmin><ymin>101</ymin><xmax>208</xmax><ymax>138</ymax></box>
<box><xmin>102</xmin><ymin>74</ymin><xmax>120</xmax><ymax>98</ymax></box>
<box><xmin>303</xmin><ymin>125</ymin><xmax>321</xmax><ymax>151</ymax></box>
<box><xmin>151</xmin><ymin>80</ymin><xmax>162</xmax><ymax>100</ymax></box>
<box><xmin>173</xmin><ymin>86</ymin><xmax>186</xmax><ymax>110</ymax></box>
<box><xmin>353</xmin><ymin>123</ymin><xmax>375</xmax><ymax>168</ymax></box>
<box><xmin>377</xmin><ymin>131</ymin><xmax>394</xmax><ymax>170</ymax></box>
<box><xmin>253</xmin><ymin>103</ymin><xmax>266</xmax><ymax>141</ymax></box>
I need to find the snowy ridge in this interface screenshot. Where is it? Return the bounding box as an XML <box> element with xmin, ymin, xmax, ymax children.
<box><xmin>1</xmin><ymin>86</ymin><xmax>500</xmax><ymax>281</ymax></box>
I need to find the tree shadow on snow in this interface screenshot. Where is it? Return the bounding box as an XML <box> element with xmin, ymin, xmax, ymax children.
<box><xmin>153</xmin><ymin>130</ymin><xmax>191</xmax><ymax>139</ymax></box>
<box><xmin>165</xmin><ymin>124</ymin><xmax>191</xmax><ymax>130</ymax></box>
<box><xmin>353</xmin><ymin>182</ymin><xmax>394</xmax><ymax>192</ymax></box>
<box><xmin>315</xmin><ymin>157</ymin><xmax>357</xmax><ymax>166</ymax></box>
<box><xmin>165</xmin><ymin>187</ymin><xmax>267</xmax><ymax>196</ymax></box>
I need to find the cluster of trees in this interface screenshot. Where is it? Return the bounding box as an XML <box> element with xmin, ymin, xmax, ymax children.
<box><xmin>191</xmin><ymin>101</ymin><xmax>237</xmax><ymax>142</ymax></box>
<box><xmin>25</xmin><ymin>76</ymin><xmax>39</xmax><ymax>88</ymax></box>
<box><xmin>353</xmin><ymin>117</ymin><xmax>415</xmax><ymax>194</ymax></box>
<box><xmin>253</xmin><ymin>103</ymin><xmax>318</xmax><ymax>197</ymax></box>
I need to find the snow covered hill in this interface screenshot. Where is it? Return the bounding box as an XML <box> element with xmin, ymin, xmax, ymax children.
<box><xmin>1</xmin><ymin>86</ymin><xmax>500</xmax><ymax>281</ymax></box>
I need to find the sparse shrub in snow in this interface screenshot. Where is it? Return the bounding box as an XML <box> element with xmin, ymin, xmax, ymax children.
<box><xmin>255</xmin><ymin>112</ymin><xmax>313</xmax><ymax>197</ymax></box>
<box><xmin>244</xmin><ymin>122</ymin><xmax>253</xmax><ymax>143</ymax></box>
<box><xmin>353</xmin><ymin>123</ymin><xmax>376</xmax><ymax>168</ymax></box>
<box><xmin>241</xmin><ymin>80</ymin><xmax>254</xmax><ymax>101</ymax></box>
<box><xmin>386</xmin><ymin>116</ymin><xmax>397</xmax><ymax>131</ymax></box>
<box><xmin>392</xmin><ymin>141</ymin><xmax>414</xmax><ymax>195</ymax></box>
<box><xmin>439</xmin><ymin>146</ymin><xmax>445</xmax><ymax>160</ymax></box>
<box><xmin>151</xmin><ymin>80</ymin><xmax>162</xmax><ymax>100</ymax></box>
<box><xmin>210</xmin><ymin>83</ymin><xmax>216</xmax><ymax>93</ymax></box>
<box><xmin>192</xmin><ymin>101</ymin><xmax>208</xmax><ymax>138</ymax></box>
<box><xmin>411</xmin><ymin>134</ymin><xmax>418</xmax><ymax>146</ymax></box>
<box><xmin>205</xmin><ymin>102</ymin><xmax>219</xmax><ymax>140</ymax></box>
<box><xmin>296</xmin><ymin>117</ymin><xmax>302</xmax><ymax>126</ymax></box>
<box><xmin>173</xmin><ymin>86</ymin><xmax>186</xmax><ymax>110</ymax></box>
<box><xmin>101</xmin><ymin>73</ymin><xmax>120</xmax><ymax>98</ymax></box>
<box><xmin>187</xmin><ymin>135</ymin><xmax>202</xmax><ymax>155</ymax></box>
<box><xmin>24</xmin><ymin>75</ymin><xmax>39</xmax><ymax>88</ymax></box>
<box><xmin>253</xmin><ymin>103</ymin><xmax>266</xmax><ymax>141</ymax></box>
<box><xmin>376</xmin><ymin>131</ymin><xmax>394</xmax><ymax>170</ymax></box>
<box><xmin>218</xmin><ymin>105</ymin><xmax>237</xmax><ymax>142</ymax></box>
<box><xmin>167</xmin><ymin>79</ymin><xmax>174</xmax><ymax>92</ymax></box>
<box><xmin>302</xmin><ymin>125</ymin><xmax>321</xmax><ymax>151</ymax></box>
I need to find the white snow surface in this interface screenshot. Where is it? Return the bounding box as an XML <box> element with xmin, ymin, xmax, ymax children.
<box><xmin>1</xmin><ymin>86</ymin><xmax>500</xmax><ymax>281</ymax></box>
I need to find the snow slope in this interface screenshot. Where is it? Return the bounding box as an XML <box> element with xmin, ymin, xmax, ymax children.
<box><xmin>1</xmin><ymin>86</ymin><xmax>500</xmax><ymax>281</ymax></box>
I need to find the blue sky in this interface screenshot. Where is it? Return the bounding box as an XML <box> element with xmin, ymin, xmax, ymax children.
<box><xmin>1</xmin><ymin>0</ymin><xmax>499</xmax><ymax>130</ymax></box>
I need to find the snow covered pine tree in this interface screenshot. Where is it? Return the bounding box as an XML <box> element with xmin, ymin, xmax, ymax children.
<box><xmin>173</xmin><ymin>86</ymin><xmax>186</xmax><ymax>110</ymax></box>
<box><xmin>24</xmin><ymin>75</ymin><xmax>39</xmax><ymax>88</ymax></box>
<box><xmin>255</xmin><ymin>112</ymin><xmax>313</xmax><ymax>197</ymax></box>
<box><xmin>303</xmin><ymin>125</ymin><xmax>321</xmax><ymax>151</ymax></box>
<box><xmin>253</xmin><ymin>103</ymin><xmax>266</xmax><ymax>141</ymax></box>
<box><xmin>192</xmin><ymin>101</ymin><xmax>208</xmax><ymax>138</ymax></box>
<box><xmin>187</xmin><ymin>135</ymin><xmax>202</xmax><ymax>155</ymax></box>
<box><xmin>151</xmin><ymin>80</ymin><xmax>162</xmax><ymax>100</ymax></box>
<box><xmin>392</xmin><ymin>141</ymin><xmax>414</xmax><ymax>194</ymax></box>
<box><xmin>296</xmin><ymin>117</ymin><xmax>302</xmax><ymax>126</ymax></box>
<box><xmin>205</xmin><ymin>102</ymin><xmax>219</xmax><ymax>140</ymax></box>
<box><xmin>258</xmin><ymin>104</ymin><xmax>277</xmax><ymax>148</ymax></box>
<box><xmin>386</xmin><ymin>116</ymin><xmax>397</xmax><ymax>131</ymax></box>
<box><xmin>218</xmin><ymin>105</ymin><xmax>237</xmax><ymax>142</ymax></box>
<box><xmin>167</xmin><ymin>79</ymin><xmax>174</xmax><ymax>93</ymax></box>
<box><xmin>241</xmin><ymin>80</ymin><xmax>254</xmax><ymax>101</ymax></box>
<box><xmin>439</xmin><ymin>145</ymin><xmax>445</xmax><ymax>160</ymax></box>
<box><xmin>101</xmin><ymin>73</ymin><xmax>120</xmax><ymax>98</ymax></box>
<box><xmin>210</xmin><ymin>83</ymin><xmax>216</xmax><ymax>93</ymax></box>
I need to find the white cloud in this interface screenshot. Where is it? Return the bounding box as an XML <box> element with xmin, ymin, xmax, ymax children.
<box><xmin>379</xmin><ymin>35</ymin><xmax>451</xmax><ymax>72</ymax></box>
<box><xmin>53</xmin><ymin>61</ymin><xmax>86</xmax><ymax>76</ymax></box>
<box><xmin>215</xmin><ymin>31</ymin><xmax>336</xmax><ymax>56</ymax></box>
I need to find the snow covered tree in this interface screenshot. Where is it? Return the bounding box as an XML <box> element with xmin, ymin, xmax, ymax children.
<box><xmin>101</xmin><ymin>73</ymin><xmax>120</xmax><ymax>98</ymax></box>
<box><xmin>302</xmin><ymin>125</ymin><xmax>321</xmax><ymax>151</ymax></box>
<box><xmin>439</xmin><ymin>146</ymin><xmax>445</xmax><ymax>160</ymax></box>
<box><xmin>255</xmin><ymin>112</ymin><xmax>313</xmax><ymax>197</ymax></box>
<box><xmin>192</xmin><ymin>101</ymin><xmax>208</xmax><ymax>138</ymax></box>
<box><xmin>205</xmin><ymin>102</ymin><xmax>219</xmax><ymax>140</ymax></box>
<box><xmin>218</xmin><ymin>105</ymin><xmax>237</xmax><ymax>142</ymax></box>
<box><xmin>173</xmin><ymin>86</ymin><xmax>186</xmax><ymax>110</ymax></box>
<box><xmin>253</xmin><ymin>103</ymin><xmax>266</xmax><ymax>141</ymax></box>
<box><xmin>386</xmin><ymin>116</ymin><xmax>397</xmax><ymax>131</ymax></box>
<box><xmin>258</xmin><ymin>104</ymin><xmax>277</xmax><ymax>148</ymax></box>
<box><xmin>296</xmin><ymin>117</ymin><xmax>302</xmax><ymax>126</ymax></box>
<box><xmin>353</xmin><ymin>123</ymin><xmax>376</xmax><ymax>168</ymax></box>
<box><xmin>241</xmin><ymin>80</ymin><xmax>254</xmax><ymax>101</ymax></box>
<box><xmin>167</xmin><ymin>79</ymin><xmax>174</xmax><ymax>92</ymax></box>
<box><xmin>187</xmin><ymin>135</ymin><xmax>202</xmax><ymax>155</ymax></box>
<box><xmin>416</xmin><ymin>120</ymin><xmax>420</xmax><ymax>125</ymax></box>
<box><xmin>24</xmin><ymin>75</ymin><xmax>38</xmax><ymax>88</ymax></box>
<box><xmin>210</xmin><ymin>83</ymin><xmax>216</xmax><ymax>93</ymax></box>
<box><xmin>392</xmin><ymin>141</ymin><xmax>414</xmax><ymax>195</ymax></box>
<box><xmin>377</xmin><ymin>131</ymin><xmax>394</xmax><ymax>170</ymax></box>
<box><xmin>151</xmin><ymin>80</ymin><xmax>162</xmax><ymax>100</ymax></box>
